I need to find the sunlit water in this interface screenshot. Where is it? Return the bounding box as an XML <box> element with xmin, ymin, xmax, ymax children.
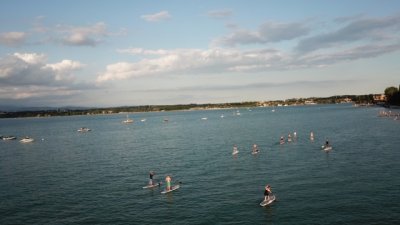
<box><xmin>1</xmin><ymin>104</ymin><xmax>399</xmax><ymax>224</ymax></box>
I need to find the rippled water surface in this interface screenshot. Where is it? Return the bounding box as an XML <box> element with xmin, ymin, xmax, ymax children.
<box><xmin>1</xmin><ymin>104</ymin><xmax>399</xmax><ymax>224</ymax></box>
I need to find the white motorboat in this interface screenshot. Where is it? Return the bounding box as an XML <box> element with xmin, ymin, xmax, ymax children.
<box><xmin>20</xmin><ymin>137</ymin><xmax>34</xmax><ymax>143</ymax></box>
<box><xmin>77</xmin><ymin>127</ymin><xmax>91</xmax><ymax>132</ymax></box>
<box><xmin>2</xmin><ymin>136</ymin><xmax>17</xmax><ymax>140</ymax></box>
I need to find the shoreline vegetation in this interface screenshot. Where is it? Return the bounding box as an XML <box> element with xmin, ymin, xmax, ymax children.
<box><xmin>0</xmin><ymin>94</ymin><xmax>394</xmax><ymax>119</ymax></box>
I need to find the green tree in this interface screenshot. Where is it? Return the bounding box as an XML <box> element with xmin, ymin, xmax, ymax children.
<box><xmin>385</xmin><ymin>86</ymin><xmax>400</xmax><ymax>105</ymax></box>
<box><xmin>384</xmin><ymin>86</ymin><xmax>398</xmax><ymax>98</ymax></box>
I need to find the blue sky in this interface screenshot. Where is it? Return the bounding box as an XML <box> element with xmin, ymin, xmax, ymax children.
<box><xmin>1</xmin><ymin>0</ymin><xmax>400</xmax><ymax>108</ymax></box>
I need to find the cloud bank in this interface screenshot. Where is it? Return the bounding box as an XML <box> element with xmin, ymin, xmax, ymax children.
<box><xmin>296</xmin><ymin>14</ymin><xmax>400</xmax><ymax>53</ymax></box>
<box><xmin>97</xmin><ymin>13</ymin><xmax>400</xmax><ymax>83</ymax></box>
<box><xmin>214</xmin><ymin>21</ymin><xmax>310</xmax><ymax>46</ymax></box>
<box><xmin>0</xmin><ymin>32</ymin><xmax>27</xmax><ymax>47</ymax></box>
<box><xmin>0</xmin><ymin>52</ymin><xmax>89</xmax><ymax>101</ymax></box>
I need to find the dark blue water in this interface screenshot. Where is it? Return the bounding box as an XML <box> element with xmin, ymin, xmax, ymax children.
<box><xmin>1</xmin><ymin>104</ymin><xmax>399</xmax><ymax>224</ymax></box>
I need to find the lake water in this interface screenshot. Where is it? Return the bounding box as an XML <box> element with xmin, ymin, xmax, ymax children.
<box><xmin>1</xmin><ymin>104</ymin><xmax>399</xmax><ymax>225</ymax></box>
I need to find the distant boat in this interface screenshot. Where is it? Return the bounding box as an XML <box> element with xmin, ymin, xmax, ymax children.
<box><xmin>20</xmin><ymin>136</ymin><xmax>34</xmax><ymax>143</ymax></box>
<box><xmin>123</xmin><ymin>115</ymin><xmax>133</xmax><ymax>124</ymax></box>
<box><xmin>220</xmin><ymin>114</ymin><xmax>224</xmax><ymax>118</ymax></box>
<box><xmin>140</xmin><ymin>118</ymin><xmax>146</xmax><ymax>122</ymax></box>
<box><xmin>201</xmin><ymin>117</ymin><xmax>208</xmax><ymax>120</ymax></box>
<box><xmin>77</xmin><ymin>127</ymin><xmax>91</xmax><ymax>132</ymax></box>
<box><xmin>164</xmin><ymin>118</ymin><xmax>169</xmax><ymax>122</ymax></box>
<box><xmin>2</xmin><ymin>136</ymin><xmax>16</xmax><ymax>140</ymax></box>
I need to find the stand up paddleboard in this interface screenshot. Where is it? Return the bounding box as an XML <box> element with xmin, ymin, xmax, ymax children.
<box><xmin>142</xmin><ymin>182</ymin><xmax>162</xmax><ymax>189</ymax></box>
<box><xmin>161</xmin><ymin>185</ymin><xmax>180</xmax><ymax>194</ymax></box>
<box><xmin>252</xmin><ymin>151</ymin><xmax>259</xmax><ymax>155</ymax></box>
<box><xmin>260</xmin><ymin>194</ymin><xmax>276</xmax><ymax>207</ymax></box>
<box><xmin>232</xmin><ymin>150</ymin><xmax>239</xmax><ymax>155</ymax></box>
<box><xmin>321</xmin><ymin>146</ymin><xmax>332</xmax><ymax>151</ymax></box>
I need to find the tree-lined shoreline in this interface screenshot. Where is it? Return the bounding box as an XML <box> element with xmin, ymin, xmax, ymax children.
<box><xmin>0</xmin><ymin>94</ymin><xmax>390</xmax><ymax>119</ymax></box>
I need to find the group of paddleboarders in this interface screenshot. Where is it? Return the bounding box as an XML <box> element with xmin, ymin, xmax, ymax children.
<box><xmin>280</xmin><ymin>131</ymin><xmax>298</xmax><ymax>144</ymax></box>
<box><xmin>147</xmin><ymin>171</ymin><xmax>173</xmax><ymax>191</ymax></box>
<box><xmin>279</xmin><ymin>131</ymin><xmax>330</xmax><ymax>148</ymax></box>
<box><xmin>232</xmin><ymin>144</ymin><xmax>260</xmax><ymax>155</ymax></box>
<box><xmin>149</xmin><ymin>170</ymin><xmax>274</xmax><ymax>204</ymax></box>
<box><xmin>146</xmin><ymin>132</ymin><xmax>331</xmax><ymax>203</ymax></box>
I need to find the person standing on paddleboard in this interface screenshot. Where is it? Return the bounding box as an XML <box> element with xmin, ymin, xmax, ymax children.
<box><xmin>252</xmin><ymin>144</ymin><xmax>259</xmax><ymax>153</ymax></box>
<box><xmin>325</xmin><ymin>139</ymin><xmax>330</xmax><ymax>147</ymax></box>
<box><xmin>149</xmin><ymin>171</ymin><xmax>155</xmax><ymax>185</ymax></box>
<box><xmin>264</xmin><ymin>185</ymin><xmax>272</xmax><ymax>201</ymax></box>
<box><xmin>166</xmin><ymin>175</ymin><xmax>172</xmax><ymax>191</ymax></box>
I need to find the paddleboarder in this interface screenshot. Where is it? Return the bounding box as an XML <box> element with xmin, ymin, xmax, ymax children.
<box><xmin>149</xmin><ymin>171</ymin><xmax>155</xmax><ymax>185</ymax></box>
<box><xmin>264</xmin><ymin>185</ymin><xmax>272</xmax><ymax>201</ymax></box>
<box><xmin>165</xmin><ymin>175</ymin><xmax>172</xmax><ymax>191</ymax></box>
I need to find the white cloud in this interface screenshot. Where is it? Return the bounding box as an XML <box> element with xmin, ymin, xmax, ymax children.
<box><xmin>296</xmin><ymin>14</ymin><xmax>400</xmax><ymax>53</ymax></box>
<box><xmin>100</xmin><ymin>37</ymin><xmax>400</xmax><ymax>83</ymax></box>
<box><xmin>0</xmin><ymin>32</ymin><xmax>27</xmax><ymax>47</ymax></box>
<box><xmin>98</xmin><ymin>48</ymin><xmax>287</xmax><ymax>82</ymax></box>
<box><xmin>207</xmin><ymin>9</ymin><xmax>233</xmax><ymax>19</ymax></box>
<box><xmin>141</xmin><ymin>11</ymin><xmax>171</xmax><ymax>22</ymax></box>
<box><xmin>117</xmin><ymin>48</ymin><xmax>169</xmax><ymax>56</ymax></box>
<box><xmin>213</xmin><ymin>21</ymin><xmax>310</xmax><ymax>46</ymax></box>
<box><xmin>0</xmin><ymin>53</ymin><xmax>89</xmax><ymax>101</ymax></box>
<box><xmin>44</xmin><ymin>60</ymin><xmax>85</xmax><ymax>81</ymax></box>
<box><xmin>45</xmin><ymin>59</ymin><xmax>84</xmax><ymax>72</ymax></box>
<box><xmin>57</xmin><ymin>22</ymin><xmax>108</xmax><ymax>46</ymax></box>
<box><xmin>13</xmin><ymin>52</ymin><xmax>47</xmax><ymax>64</ymax></box>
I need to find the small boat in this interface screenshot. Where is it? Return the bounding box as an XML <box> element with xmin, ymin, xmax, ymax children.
<box><xmin>201</xmin><ymin>117</ymin><xmax>208</xmax><ymax>120</ymax></box>
<box><xmin>77</xmin><ymin>127</ymin><xmax>91</xmax><ymax>132</ymax></box>
<box><xmin>140</xmin><ymin>119</ymin><xmax>146</xmax><ymax>122</ymax></box>
<box><xmin>2</xmin><ymin>136</ymin><xmax>17</xmax><ymax>140</ymax></box>
<box><xmin>20</xmin><ymin>137</ymin><xmax>34</xmax><ymax>143</ymax></box>
<box><xmin>122</xmin><ymin>115</ymin><xmax>133</xmax><ymax>124</ymax></box>
<box><xmin>220</xmin><ymin>114</ymin><xmax>224</xmax><ymax>118</ymax></box>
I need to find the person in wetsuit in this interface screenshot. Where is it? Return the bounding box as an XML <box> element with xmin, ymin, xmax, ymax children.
<box><xmin>280</xmin><ymin>136</ymin><xmax>285</xmax><ymax>144</ymax></box>
<box><xmin>325</xmin><ymin>139</ymin><xmax>330</xmax><ymax>147</ymax></box>
<box><xmin>264</xmin><ymin>185</ymin><xmax>272</xmax><ymax>201</ymax></box>
<box><xmin>252</xmin><ymin>144</ymin><xmax>259</xmax><ymax>153</ymax></box>
<box><xmin>149</xmin><ymin>171</ymin><xmax>155</xmax><ymax>185</ymax></box>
